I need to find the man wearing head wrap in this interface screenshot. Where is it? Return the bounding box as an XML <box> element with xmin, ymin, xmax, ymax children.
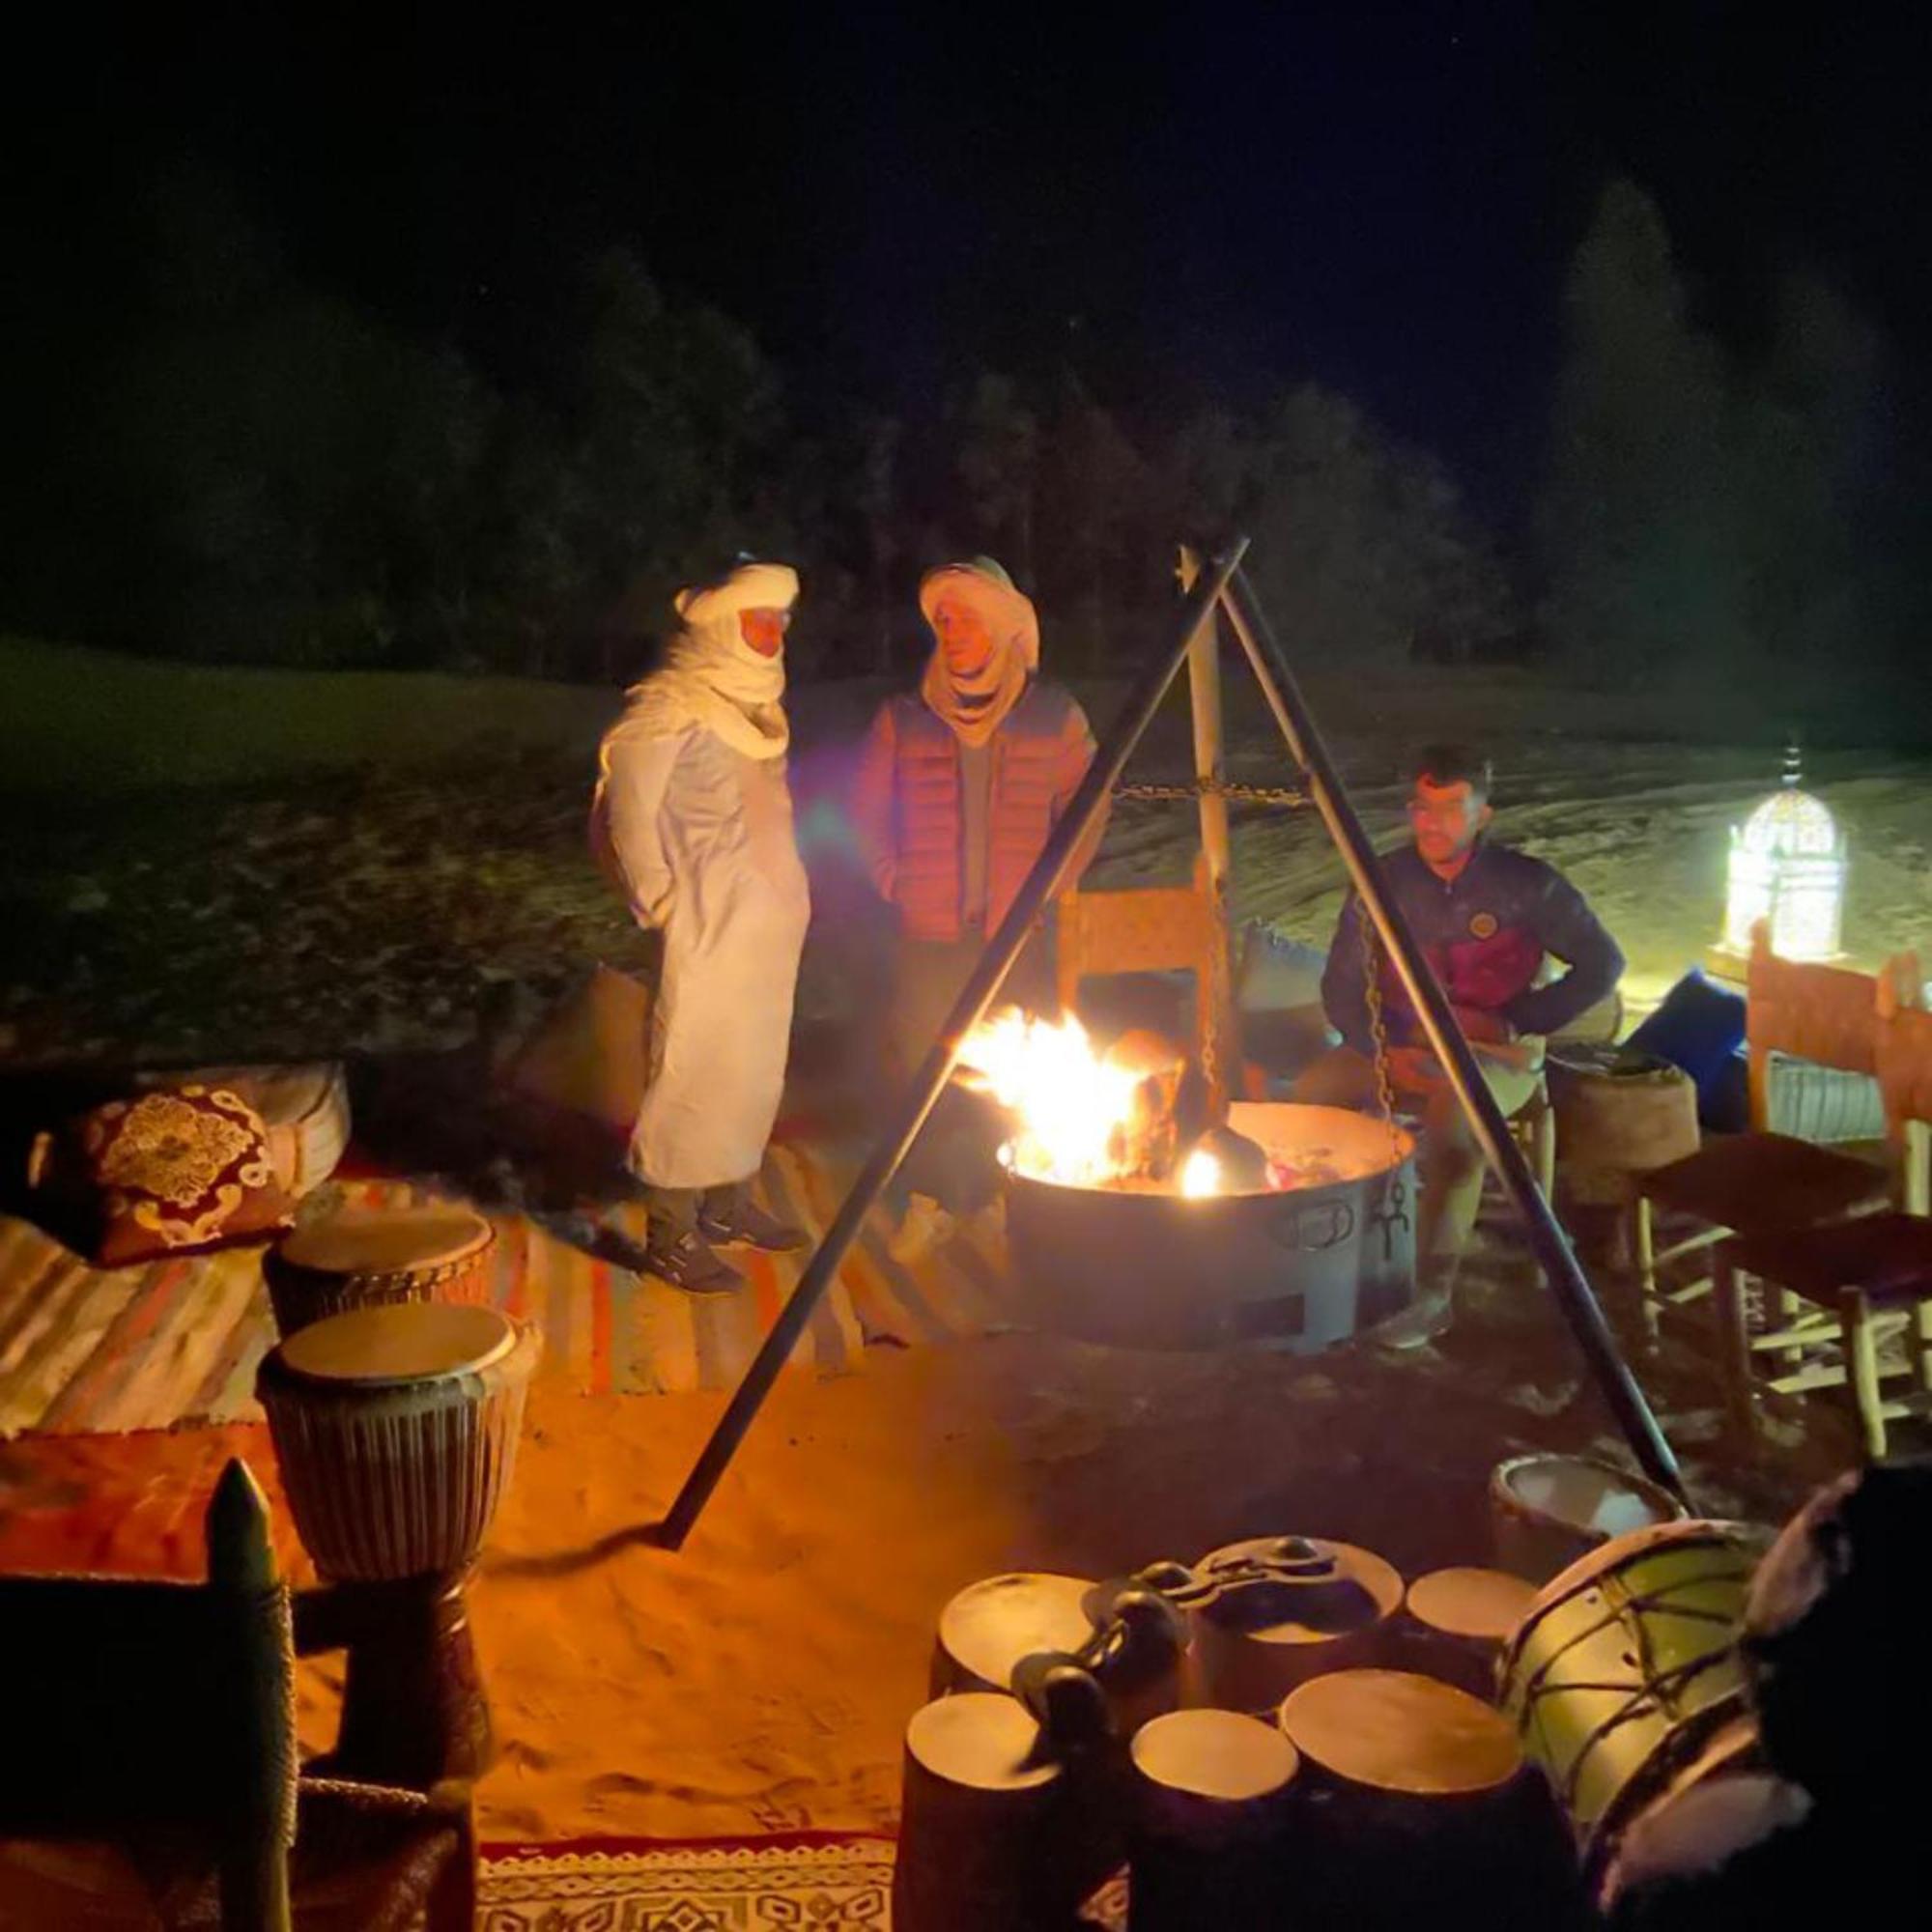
<box><xmin>590</xmin><ymin>560</ymin><xmax>811</xmax><ymax>1292</ymax></box>
<box><xmin>851</xmin><ymin>557</ymin><xmax>1104</xmax><ymax>1253</ymax></box>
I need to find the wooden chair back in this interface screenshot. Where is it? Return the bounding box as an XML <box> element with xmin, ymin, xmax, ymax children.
<box><xmin>0</xmin><ymin>1459</ymin><xmax>296</xmax><ymax>1930</ymax></box>
<box><xmin>1877</xmin><ymin>952</ymin><xmax>1931</xmax><ymax>1215</ymax></box>
<box><xmin>1057</xmin><ymin>854</ymin><xmax>1229</xmax><ymax>1078</ymax></box>
<box><xmin>1745</xmin><ymin>922</ymin><xmax>1883</xmax><ymax>1131</ymax></box>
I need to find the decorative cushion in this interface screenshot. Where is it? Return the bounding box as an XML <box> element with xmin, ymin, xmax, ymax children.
<box><xmin>136</xmin><ymin>1064</ymin><xmax>352</xmax><ymax>1199</ymax></box>
<box><xmin>71</xmin><ymin>1085</ymin><xmax>294</xmax><ymax>1264</ymax></box>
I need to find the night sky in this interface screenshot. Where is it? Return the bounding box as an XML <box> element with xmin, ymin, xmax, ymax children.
<box><xmin>14</xmin><ymin>4</ymin><xmax>1932</xmax><ymax>520</ymax></box>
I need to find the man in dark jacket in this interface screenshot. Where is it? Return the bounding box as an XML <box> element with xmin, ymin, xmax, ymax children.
<box><xmin>1297</xmin><ymin>744</ymin><xmax>1624</xmax><ymax>1345</ymax></box>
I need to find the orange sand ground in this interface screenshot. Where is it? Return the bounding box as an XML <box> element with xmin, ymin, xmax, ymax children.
<box><xmin>0</xmin><ymin>1318</ymin><xmax>1835</xmax><ymax>1846</ymax></box>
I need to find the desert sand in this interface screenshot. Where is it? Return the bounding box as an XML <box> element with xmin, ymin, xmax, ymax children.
<box><xmin>272</xmin><ymin>1301</ymin><xmax>1835</xmax><ymax>1847</ymax></box>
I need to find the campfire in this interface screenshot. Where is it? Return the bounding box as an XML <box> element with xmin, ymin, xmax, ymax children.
<box><xmin>955</xmin><ymin>1009</ymin><xmax>1366</xmax><ymax>1198</ymax></box>
<box><xmin>965</xmin><ymin>1006</ymin><xmax>1418</xmax><ymax>1350</ymax></box>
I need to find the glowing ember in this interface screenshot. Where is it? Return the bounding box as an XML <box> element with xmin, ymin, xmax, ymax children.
<box><xmin>955</xmin><ymin>1009</ymin><xmax>1144</xmax><ymax>1185</ymax></box>
<box><xmin>1179</xmin><ymin>1148</ymin><xmax>1222</xmax><ymax>1198</ymax></box>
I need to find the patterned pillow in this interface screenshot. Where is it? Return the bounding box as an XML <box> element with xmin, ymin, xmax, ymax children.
<box><xmin>73</xmin><ymin>1085</ymin><xmax>294</xmax><ymax>1264</ymax></box>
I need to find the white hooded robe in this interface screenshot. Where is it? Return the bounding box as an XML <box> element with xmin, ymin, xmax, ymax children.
<box><xmin>591</xmin><ymin>566</ymin><xmax>810</xmax><ymax>1190</ymax></box>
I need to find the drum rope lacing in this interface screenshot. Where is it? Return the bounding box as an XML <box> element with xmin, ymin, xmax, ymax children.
<box><xmin>1509</xmin><ymin>1556</ymin><xmax>1756</xmax><ymax>1814</ymax></box>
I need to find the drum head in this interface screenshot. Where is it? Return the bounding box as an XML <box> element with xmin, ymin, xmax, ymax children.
<box><xmin>1407</xmin><ymin>1568</ymin><xmax>1539</xmax><ymax>1643</ymax></box>
<box><xmin>276</xmin><ymin>1205</ymin><xmax>493</xmax><ymax>1276</ymax></box>
<box><xmin>1133</xmin><ymin>1709</ymin><xmax>1299</xmax><ymax>1802</ymax></box>
<box><xmin>939</xmin><ymin>1574</ymin><xmax>1095</xmax><ymax>1691</ymax></box>
<box><xmin>1280</xmin><ymin>1669</ymin><xmax>1521</xmax><ymax>1796</ymax></box>
<box><xmin>277</xmin><ymin>1301</ymin><xmax>515</xmax><ymax>1385</ymax></box>
<box><xmin>906</xmin><ymin>1693</ymin><xmax>1059</xmax><ymax>1792</ymax></box>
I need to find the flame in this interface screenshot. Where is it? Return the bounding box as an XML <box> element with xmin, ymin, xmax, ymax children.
<box><xmin>955</xmin><ymin>1009</ymin><xmax>1143</xmax><ymax>1186</ymax></box>
<box><xmin>1179</xmin><ymin>1148</ymin><xmax>1222</xmax><ymax>1198</ymax></box>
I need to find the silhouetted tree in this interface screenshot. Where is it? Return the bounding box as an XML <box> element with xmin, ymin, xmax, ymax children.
<box><xmin>949</xmin><ymin>371</ymin><xmax>1039</xmax><ymax>584</ymax></box>
<box><xmin>1539</xmin><ymin>179</ymin><xmax>1749</xmax><ymax>686</ymax></box>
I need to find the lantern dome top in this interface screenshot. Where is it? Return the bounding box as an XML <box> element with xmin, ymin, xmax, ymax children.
<box><xmin>1740</xmin><ymin>785</ymin><xmax>1838</xmax><ymax>858</ymax></box>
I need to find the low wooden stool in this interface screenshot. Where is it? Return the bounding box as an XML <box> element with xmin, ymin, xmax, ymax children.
<box><xmin>1398</xmin><ymin>1567</ymin><xmax>1538</xmax><ymax>1699</ymax></box>
<box><xmin>1278</xmin><ymin>1668</ymin><xmax>1571</xmax><ymax>1927</ymax></box>
<box><xmin>1126</xmin><ymin>1709</ymin><xmax>1299</xmax><ymax>1931</ymax></box>
<box><xmin>894</xmin><ymin>1692</ymin><xmax>1102</xmax><ymax>1932</ymax></box>
<box><xmin>933</xmin><ymin>1571</ymin><xmax>1182</xmax><ymax>1738</ymax></box>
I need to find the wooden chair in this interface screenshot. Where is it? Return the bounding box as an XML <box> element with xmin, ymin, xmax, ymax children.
<box><xmin>0</xmin><ymin>1459</ymin><xmax>475</xmax><ymax>1931</ymax></box>
<box><xmin>1623</xmin><ymin>925</ymin><xmax>1892</xmax><ymax>1345</ymax></box>
<box><xmin>1057</xmin><ymin>854</ymin><xmax>1235</xmax><ymax>1105</ymax></box>
<box><xmin>1719</xmin><ymin>959</ymin><xmax>1932</xmax><ymax>1457</ymax></box>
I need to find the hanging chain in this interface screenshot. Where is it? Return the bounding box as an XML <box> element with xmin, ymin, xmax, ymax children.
<box><xmin>1112</xmin><ymin>778</ymin><xmax>1311</xmax><ymax>809</ymax></box>
<box><xmin>1357</xmin><ymin>913</ymin><xmax>1412</xmax><ymax>1255</ymax></box>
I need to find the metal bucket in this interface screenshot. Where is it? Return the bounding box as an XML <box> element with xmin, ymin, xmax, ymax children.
<box><xmin>1489</xmin><ymin>1454</ymin><xmax>1689</xmax><ymax>1584</ymax></box>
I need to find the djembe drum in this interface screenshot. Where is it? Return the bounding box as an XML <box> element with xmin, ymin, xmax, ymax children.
<box><xmin>264</xmin><ymin>1202</ymin><xmax>496</xmax><ymax>1337</ymax></box>
<box><xmin>1498</xmin><ymin>1519</ymin><xmax>1768</xmax><ymax>1890</ymax></box>
<box><xmin>258</xmin><ymin>1300</ymin><xmax>540</xmax><ymax>1781</ymax></box>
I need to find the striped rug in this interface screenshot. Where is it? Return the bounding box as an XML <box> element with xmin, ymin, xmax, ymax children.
<box><xmin>0</xmin><ymin>1142</ymin><xmax>1026</xmax><ymax>1438</ymax></box>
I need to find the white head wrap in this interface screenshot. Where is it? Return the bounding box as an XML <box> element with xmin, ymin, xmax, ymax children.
<box><xmin>624</xmin><ymin>561</ymin><xmax>801</xmax><ymax>758</ymax></box>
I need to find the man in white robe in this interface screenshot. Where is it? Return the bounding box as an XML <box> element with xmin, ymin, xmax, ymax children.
<box><xmin>590</xmin><ymin>560</ymin><xmax>811</xmax><ymax>1292</ymax></box>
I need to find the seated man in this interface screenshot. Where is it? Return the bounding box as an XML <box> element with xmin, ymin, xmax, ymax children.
<box><xmin>1296</xmin><ymin>743</ymin><xmax>1624</xmax><ymax>1346</ymax></box>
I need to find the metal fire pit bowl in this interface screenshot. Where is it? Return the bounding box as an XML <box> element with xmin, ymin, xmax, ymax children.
<box><xmin>1005</xmin><ymin>1102</ymin><xmax>1416</xmax><ymax>1352</ymax></box>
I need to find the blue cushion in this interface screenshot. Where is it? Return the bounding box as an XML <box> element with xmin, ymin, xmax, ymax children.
<box><xmin>1702</xmin><ymin>1046</ymin><xmax>1751</xmax><ymax>1134</ymax></box>
<box><xmin>1628</xmin><ymin>969</ymin><xmax>1748</xmax><ymax>1123</ymax></box>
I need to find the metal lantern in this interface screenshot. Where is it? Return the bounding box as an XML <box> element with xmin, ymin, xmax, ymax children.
<box><xmin>1721</xmin><ymin>745</ymin><xmax>1845</xmax><ymax>964</ymax></box>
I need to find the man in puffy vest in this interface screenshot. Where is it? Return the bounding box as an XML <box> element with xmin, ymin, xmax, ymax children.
<box><xmin>852</xmin><ymin>556</ymin><xmax>1103</xmax><ymax>1253</ymax></box>
<box><xmin>1298</xmin><ymin>743</ymin><xmax>1624</xmax><ymax>1347</ymax></box>
<box><xmin>590</xmin><ymin>560</ymin><xmax>811</xmax><ymax>1293</ymax></box>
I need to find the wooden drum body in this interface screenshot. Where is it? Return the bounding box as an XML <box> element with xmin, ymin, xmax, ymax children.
<box><xmin>258</xmin><ymin>1301</ymin><xmax>539</xmax><ymax>1582</ymax></box>
<box><xmin>265</xmin><ymin>1204</ymin><xmax>496</xmax><ymax>1337</ymax></box>
<box><xmin>1499</xmin><ymin>1520</ymin><xmax>1765</xmax><ymax>1885</ymax></box>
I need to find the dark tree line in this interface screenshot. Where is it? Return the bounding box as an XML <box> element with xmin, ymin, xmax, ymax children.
<box><xmin>4</xmin><ymin>169</ymin><xmax>1921</xmax><ymax>726</ymax></box>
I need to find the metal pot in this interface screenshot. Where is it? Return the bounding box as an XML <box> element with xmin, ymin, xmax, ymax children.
<box><xmin>1004</xmin><ymin>1102</ymin><xmax>1415</xmax><ymax>1352</ymax></box>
